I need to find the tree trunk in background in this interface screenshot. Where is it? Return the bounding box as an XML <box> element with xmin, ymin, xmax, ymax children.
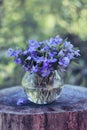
<box><xmin>0</xmin><ymin>0</ymin><xmax>3</xmax><ymax>5</ymax></box>
<box><xmin>20</xmin><ymin>0</ymin><xmax>29</xmax><ymax>41</ymax></box>
<box><xmin>0</xmin><ymin>85</ymin><xmax>87</xmax><ymax>130</ymax></box>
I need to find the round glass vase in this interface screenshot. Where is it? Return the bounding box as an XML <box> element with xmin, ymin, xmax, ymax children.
<box><xmin>22</xmin><ymin>71</ymin><xmax>63</xmax><ymax>105</ymax></box>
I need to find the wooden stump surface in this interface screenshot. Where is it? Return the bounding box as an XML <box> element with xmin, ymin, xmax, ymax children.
<box><xmin>0</xmin><ymin>84</ymin><xmax>87</xmax><ymax>130</ymax></box>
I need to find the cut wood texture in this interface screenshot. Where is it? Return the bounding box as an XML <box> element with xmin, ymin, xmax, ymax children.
<box><xmin>0</xmin><ymin>85</ymin><xmax>87</xmax><ymax>130</ymax></box>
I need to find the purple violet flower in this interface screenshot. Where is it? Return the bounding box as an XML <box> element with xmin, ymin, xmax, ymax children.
<box><xmin>58</xmin><ymin>57</ymin><xmax>70</xmax><ymax>67</ymax></box>
<box><xmin>28</xmin><ymin>39</ymin><xmax>39</xmax><ymax>52</ymax></box>
<box><xmin>36</xmin><ymin>57</ymin><xmax>44</xmax><ymax>63</ymax></box>
<box><xmin>17</xmin><ymin>98</ymin><xmax>27</xmax><ymax>106</ymax></box>
<box><xmin>7</xmin><ymin>48</ymin><xmax>14</xmax><ymax>56</ymax></box>
<box><xmin>55</xmin><ymin>35</ymin><xmax>63</xmax><ymax>44</ymax></box>
<box><xmin>41</xmin><ymin>69</ymin><xmax>51</xmax><ymax>77</ymax></box>
<box><xmin>41</xmin><ymin>61</ymin><xmax>49</xmax><ymax>76</ymax></box>
<box><xmin>49</xmin><ymin>38</ymin><xmax>55</xmax><ymax>44</ymax></box>
<box><xmin>22</xmin><ymin>50</ymin><xmax>28</xmax><ymax>55</ymax></box>
<box><xmin>64</xmin><ymin>41</ymin><xmax>73</xmax><ymax>49</ymax></box>
<box><xmin>7</xmin><ymin>48</ymin><xmax>20</xmax><ymax>57</ymax></box>
<box><xmin>74</xmin><ymin>50</ymin><xmax>80</xmax><ymax>56</ymax></box>
<box><xmin>14</xmin><ymin>58</ymin><xmax>22</xmax><ymax>64</ymax></box>
<box><xmin>32</xmin><ymin>65</ymin><xmax>38</xmax><ymax>73</ymax></box>
<box><xmin>67</xmin><ymin>53</ymin><xmax>74</xmax><ymax>60</ymax></box>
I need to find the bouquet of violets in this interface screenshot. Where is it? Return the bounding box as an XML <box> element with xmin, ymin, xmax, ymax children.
<box><xmin>8</xmin><ymin>35</ymin><xmax>80</xmax><ymax>78</ymax></box>
<box><xmin>8</xmin><ymin>35</ymin><xmax>80</xmax><ymax>105</ymax></box>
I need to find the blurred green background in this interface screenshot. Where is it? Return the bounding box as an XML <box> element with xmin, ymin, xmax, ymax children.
<box><xmin>0</xmin><ymin>0</ymin><xmax>87</xmax><ymax>88</ymax></box>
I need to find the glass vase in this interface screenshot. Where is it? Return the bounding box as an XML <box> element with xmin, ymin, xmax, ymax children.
<box><xmin>22</xmin><ymin>71</ymin><xmax>63</xmax><ymax>104</ymax></box>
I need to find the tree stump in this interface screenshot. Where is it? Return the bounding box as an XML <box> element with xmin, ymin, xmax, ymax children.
<box><xmin>0</xmin><ymin>84</ymin><xmax>87</xmax><ymax>130</ymax></box>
